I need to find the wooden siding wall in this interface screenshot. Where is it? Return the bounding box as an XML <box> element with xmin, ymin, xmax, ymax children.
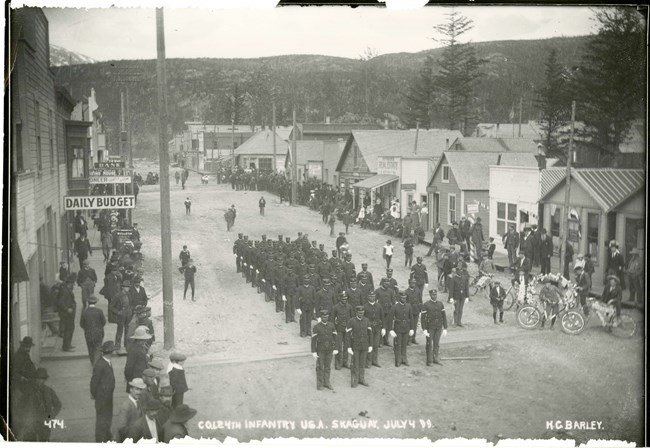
<box><xmin>428</xmin><ymin>157</ymin><xmax>461</xmax><ymax>228</ymax></box>
<box><xmin>464</xmin><ymin>190</ymin><xmax>491</xmax><ymax>236</ymax></box>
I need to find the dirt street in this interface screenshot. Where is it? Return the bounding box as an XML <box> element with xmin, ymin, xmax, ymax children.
<box><xmin>131</xmin><ymin>161</ymin><xmax>643</xmax><ymax>445</ymax></box>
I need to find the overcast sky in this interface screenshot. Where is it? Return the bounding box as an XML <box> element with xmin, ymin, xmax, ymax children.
<box><xmin>35</xmin><ymin>1</ymin><xmax>600</xmax><ymax>61</ymax></box>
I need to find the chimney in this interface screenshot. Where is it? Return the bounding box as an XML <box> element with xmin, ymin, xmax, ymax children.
<box><xmin>384</xmin><ymin>118</ymin><xmax>389</xmax><ymax>130</ymax></box>
<box><xmin>445</xmin><ymin>138</ymin><xmax>450</xmax><ymax>150</ymax></box>
<box><xmin>414</xmin><ymin>121</ymin><xmax>420</xmax><ymax>154</ymax></box>
<box><xmin>496</xmin><ymin>123</ymin><xmax>500</xmax><ymax>137</ymax></box>
<box><xmin>325</xmin><ymin>116</ymin><xmax>330</xmax><ymax>124</ymax></box>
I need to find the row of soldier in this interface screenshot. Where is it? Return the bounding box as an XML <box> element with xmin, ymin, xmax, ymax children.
<box><xmin>232</xmin><ymin>232</ymin><xmax>450</xmax><ymax>389</ymax></box>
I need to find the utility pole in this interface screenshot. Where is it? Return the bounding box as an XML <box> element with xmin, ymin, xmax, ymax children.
<box><xmin>518</xmin><ymin>96</ymin><xmax>523</xmax><ymax>138</ymax></box>
<box><xmin>120</xmin><ymin>91</ymin><xmax>126</xmax><ymax>160</ymax></box>
<box><xmin>291</xmin><ymin>108</ymin><xmax>297</xmax><ymax>205</ymax></box>
<box><xmin>272</xmin><ymin>101</ymin><xmax>277</xmax><ymax>172</ymax></box>
<box><xmin>559</xmin><ymin>100</ymin><xmax>576</xmax><ymax>278</ymax></box>
<box><xmin>156</xmin><ymin>8</ymin><xmax>174</xmax><ymax>349</ymax></box>
<box><xmin>231</xmin><ymin>119</ymin><xmax>235</xmax><ymax>170</ymax></box>
<box><xmin>414</xmin><ymin>120</ymin><xmax>420</xmax><ymax>155</ymax></box>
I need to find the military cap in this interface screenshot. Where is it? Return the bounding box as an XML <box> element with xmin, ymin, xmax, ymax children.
<box><xmin>122</xmin><ymin>279</ymin><xmax>131</xmax><ymax>287</ymax></box>
<box><xmin>320</xmin><ymin>310</ymin><xmax>330</xmax><ymax>316</ymax></box>
<box><xmin>303</xmin><ymin>274</ymin><xmax>311</xmax><ymax>280</ymax></box>
<box><xmin>349</xmin><ymin>278</ymin><xmax>357</xmax><ymax>283</ymax></box>
<box><xmin>149</xmin><ymin>358</ymin><xmax>164</xmax><ymax>370</ymax></box>
<box><xmin>367</xmin><ymin>291</ymin><xmax>375</xmax><ymax>297</ymax></box>
<box><xmin>409</xmin><ymin>278</ymin><xmax>416</xmax><ymax>283</ymax></box>
<box><xmin>339</xmin><ymin>291</ymin><xmax>348</xmax><ymax>297</ymax></box>
<box><xmin>319</xmin><ymin>244</ymin><xmax>325</xmax><ymax>249</ymax></box>
<box><xmin>399</xmin><ymin>291</ymin><xmax>407</xmax><ymax>297</ymax></box>
<box><xmin>101</xmin><ymin>341</ymin><xmax>115</xmax><ymax>353</ymax></box>
<box><xmin>417</xmin><ymin>256</ymin><xmax>423</xmax><ymax>262</ymax></box>
<box><xmin>386</xmin><ymin>268</ymin><xmax>393</xmax><ymax>273</ymax></box>
<box><xmin>238</xmin><ymin>233</ymin><xmax>243</xmax><ymax>238</ymax></box>
<box><xmin>355</xmin><ymin>305</ymin><xmax>365</xmax><ymax>311</ymax></box>
<box><xmin>322</xmin><ymin>277</ymin><xmax>331</xmax><ymax>283</ymax></box>
<box><xmin>87</xmin><ymin>295</ymin><xmax>98</xmax><ymax>304</ymax></box>
<box><xmin>278</xmin><ymin>235</ymin><xmax>283</xmax><ymax>240</ymax></box>
<box><xmin>429</xmin><ymin>289</ymin><xmax>437</xmax><ymax>297</ymax></box>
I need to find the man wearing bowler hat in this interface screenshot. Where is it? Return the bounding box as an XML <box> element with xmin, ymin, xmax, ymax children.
<box><xmin>57</xmin><ymin>273</ymin><xmax>78</xmax><ymax>352</ymax></box>
<box><xmin>80</xmin><ymin>295</ymin><xmax>106</xmax><ymax>364</ymax></box>
<box><xmin>91</xmin><ymin>341</ymin><xmax>116</xmax><ymax>442</ymax></box>
<box><xmin>12</xmin><ymin>336</ymin><xmax>37</xmax><ymax>391</ymax></box>
<box><xmin>113</xmin><ymin>378</ymin><xmax>147</xmax><ymax>442</ymax></box>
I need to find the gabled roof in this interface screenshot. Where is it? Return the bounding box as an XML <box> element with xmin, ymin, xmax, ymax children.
<box><xmin>474</xmin><ymin>122</ymin><xmax>543</xmax><ymax>140</ymax></box>
<box><xmin>336</xmin><ymin>129</ymin><xmax>463</xmax><ymax>172</ymax></box>
<box><xmin>286</xmin><ymin>140</ymin><xmax>325</xmax><ymax>165</ymax></box>
<box><xmin>539</xmin><ymin>168</ymin><xmax>646</xmax><ymax>212</ymax></box>
<box><xmin>301</xmin><ymin>122</ymin><xmax>382</xmax><ymax>135</ymax></box>
<box><xmin>275</xmin><ymin>126</ymin><xmax>294</xmax><ymax>142</ymax></box>
<box><xmin>441</xmin><ymin>152</ymin><xmax>502</xmax><ymax>190</ymax></box>
<box><xmin>451</xmin><ymin>137</ymin><xmax>539</xmax><ymax>153</ymax></box>
<box><xmin>497</xmin><ymin>152</ymin><xmax>540</xmax><ymax>167</ymax></box>
<box><xmin>235</xmin><ymin>130</ymin><xmax>289</xmax><ymax>156</ymax></box>
<box><xmin>540</xmin><ymin>168</ymin><xmax>567</xmax><ymax>198</ymax></box>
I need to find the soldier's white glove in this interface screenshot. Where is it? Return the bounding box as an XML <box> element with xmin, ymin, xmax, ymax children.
<box><xmin>256</xmin><ymin>270</ymin><xmax>259</xmax><ymax>274</ymax></box>
<box><xmin>312</xmin><ymin>352</ymin><xmax>318</xmax><ymax>359</ymax></box>
<box><xmin>368</xmin><ymin>347</ymin><xmax>373</xmax><ymax>353</ymax></box>
<box><xmin>243</xmin><ymin>263</ymin><xmax>247</xmax><ymax>267</ymax></box>
<box><xmin>272</xmin><ymin>285</ymin><xmax>277</xmax><ymax>290</ymax></box>
<box><xmin>381</xmin><ymin>328</ymin><xmax>386</xmax><ymax>337</ymax></box>
<box><xmin>425</xmin><ymin>283</ymin><xmax>429</xmax><ymax>290</ymax></box>
<box><xmin>442</xmin><ymin>329</ymin><xmax>447</xmax><ymax>337</ymax></box>
<box><xmin>390</xmin><ymin>330</ymin><xmax>397</xmax><ymax>338</ymax></box>
<box><xmin>423</xmin><ymin>330</ymin><xmax>430</xmax><ymax>338</ymax></box>
<box><xmin>296</xmin><ymin>309</ymin><xmax>302</xmax><ymax>315</ymax></box>
<box><xmin>317</xmin><ymin>317</ymin><xmax>321</xmax><ymax>323</ymax></box>
<box><xmin>465</xmin><ymin>297</ymin><xmax>469</xmax><ymax>303</ymax></box>
<box><xmin>333</xmin><ymin>350</ymin><xmax>339</xmax><ymax>355</ymax></box>
<box><xmin>409</xmin><ymin>329</ymin><xmax>414</xmax><ymax>336</ymax></box>
<box><xmin>282</xmin><ymin>295</ymin><xmax>287</xmax><ymax>302</ymax></box>
<box><xmin>347</xmin><ymin>348</ymin><xmax>354</xmax><ymax>355</ymax></box>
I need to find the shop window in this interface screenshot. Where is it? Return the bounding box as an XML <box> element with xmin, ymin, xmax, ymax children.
<box><xmin>587</xmin><ymin>212</ymin><xmax>599</xmax><ymax>263</ymax></box>
<box><xmin>497</xmin><ymin>202</ymin><xmax>517</xmax><ymax>236</ymax></box>
<box><xmin>71</xmin><ymin>146</ymin><xmax>85</xmax><ymax>178</ymax></box>
<box><xmin>258</xmin><ymin>158</ymin><xmax>272</xmax><ymax>171</ymax></box>
<box><xmin>448</xmin><ymin>194</ymin><xmax>456</xmax><ymax>224</ymax></box>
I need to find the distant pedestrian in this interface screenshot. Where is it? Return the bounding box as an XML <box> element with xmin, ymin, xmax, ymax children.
<box><xmin>181</xmin><ymin>172</ymin><xmax>186</xmax><ymax>190</ymax></box>
<box><xmin>175</xmin><ymin>171</ymin><xmax>180</xmax><ymax>185</ymax></box>
<box><xmin>184</xmin><ymin>197</ymin><xmax>192</xmax><ymax>215</ymax></box>
<box><xmin>328</xmin><ymin>214</ymin><xmax>336</xmax><ymax>237</ymax></box>
<box><xmin>383</xmin><ymin>240</ymin><xmax>394</xmax><ymax>269</ymax></box>
<box><xmin>487</xmin><ymin>237</ymin><xmax>496</xmax><ymax>260</ymax></box>
<box><xmin>57</xmin><ymin>274</ymin><xmax>77</xmax><ymax>352</ymax></box>
<box><xmin>74</xmin><ymin>210</ymin><xmax>88</xmax><ymax>236</ymax></box>
<box><xmin>179</xmin><ymin>245</ymin><xmax>191</xmax><ymax>268</ymax></box>
<box><xmin>113</xmin><ymin>378</ymin><xmax>146</xmax><ymax>442</ymax></box>
<box><xmin>343</xmin><ymin>210</ymin><xmax>353</xmax><ymax>234</ymax></box>
<box><xmin>403</xmin><ymin>235</ymin><xmax>414</xmax><ymax>268</ymax></box>
<box><xmin>59</xmin><ymin>260</ymin><xmax>70</xmax><ymax>282</ymax></box>
<box><xmin>167</xmin><ymin>352</ymin><xmax>188</xmax><ymax>408</ymax></box>
<box><xmin>101</xmin><ymin>231</ymin><xmax>112</xmax><ymax>262</ymax></box>
<box><xmin>91</xmin><ymin>341</ymin><xmax>116</xmax><ymax>443</ymax></box>
<box><xmin>182</xmin><ymin>259</ymin><xmax>197</xmax><ymax>301</ymax></box>
<box><xmin>259</xmin><ymin>196</ymin><xmax>266</xmax><ymax>216</ymax></box>
<box><xmin>80</xmin><ymin>295</ymin><xmax>105</xmax><ymax>365</ymax></box>
<box><xmin>336</xmin><ymin>232</ymin><xmax>346</xmax><ymax>257</ymax></box>
<box><xmin>74</xmin><ymin>233</ymin><xmax>92</xmax><ymax>270</ymax></box>
<box><xmin>77</xmin><ymin>259</ymin><xmax>97</xmax><ymax>310</ymax></box>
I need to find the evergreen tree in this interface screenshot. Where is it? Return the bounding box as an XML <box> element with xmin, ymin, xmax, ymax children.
<box><xmin>432</xmin><ymin>8</ymin><xmax>484</xmax><ymax>135</ymax></box>
<box><xmin>572</xmin><ymin>7</ymin><xmax>646</xmax><ymax>165</ymax></box>
<box><xmin>534</xmin><ymin>49</ymin><xmax>570</xmax><ymax>156</ymax></box>
<box><xmin>404</xmin><ymin>56</ymin><xmax>437</xmax><ymax>128</ymax></box>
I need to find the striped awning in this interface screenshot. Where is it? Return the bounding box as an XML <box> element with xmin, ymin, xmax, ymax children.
<box><xmin>540</xmin><ymin>168</ymin><xmax>645</xmax><ymax>212</ymax></box>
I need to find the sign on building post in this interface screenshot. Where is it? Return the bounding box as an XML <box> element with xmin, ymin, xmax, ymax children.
<box><xmin>89</xmin><ymin>176</ymin><xmax>133</xmax><ymax>184</ymax></box>
<box><xmin>64</xmin><ymin>195</ymin><xmax>136</xmax><ymax>210</ymax></box>
<box><xmin>95</xmin><ymin>161</ymin><xmax>125</xmax><ymax>169</ymax></box>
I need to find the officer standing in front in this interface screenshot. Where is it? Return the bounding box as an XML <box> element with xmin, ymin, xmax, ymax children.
<box><xmin>421</xmin><ymin>290</ymin><xmax>448</xmax><ymax>366</ymax></box>
<box><xmin>346</xmin><ymin>306</ymin><xmax>373</xmax><ymax>387</ymax></box>
<box><xmin>311</xmin><ymin>310</ymin><xmax>337</xmax><ymax>390</ymax></box>
<box><xmin>388</xmin><ymin>292</ymin><xmax>414</xmax><ymax>367</ymax></box>
<box><xmin>363</xmin><ymin>292</ymin><xmax>385</xmax><ymax>368</ymax></box>
<box><xmin>331</xmin><ymin>292</ymin><xmax>354</xmax><ymax>370</ymax></box>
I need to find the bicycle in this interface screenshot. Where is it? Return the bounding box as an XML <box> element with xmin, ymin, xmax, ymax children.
<box><xmin>560</xmin><ymin>297</ymin><xmax>637</xmax><ymax>338</ymax></box>
<box><xmin>503</xmin><ymin>273</ymin><xmax>543</xmax><ymax>311</ymax></box>
<box><xmin>468</xmin><ymin>273</ymin><xmax>494</xmax><ymax>300</ymax></box>
<box><xmin>516</xmin><ymin>282</ymin><xmax>577</xmax><ymax>330</ymax></box>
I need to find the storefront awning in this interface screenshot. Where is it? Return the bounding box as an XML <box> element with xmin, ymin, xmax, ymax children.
<box><xmin>10</xmin><ymin>237</ymin><xmax>29</xmax><ymax>283</ymax></box>
<box><xmin>353</xmin><ymin>174</ymin><xmax>399</xmax><ymax>190</ymax></box>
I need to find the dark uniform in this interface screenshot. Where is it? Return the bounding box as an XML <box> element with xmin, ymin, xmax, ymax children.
<box><xmin>451</xmin><ymin>268</ymin><xmax>469</xmax><ymax>326</ymax></box>
<box><xmin>363</xmin><ymin>295</ymin><xmax>384</xmax><ymax>368</ymax></box>
<box><xmin>421</xmin><ymin>291</ymin><xmax>448</xmax><ymax>365</ymax></box>
<box><xmin>331</xmin><ymin>295</ymin><xmax>354</xmax><ymax>369</ymax></box>
<box><xmin>410</xmin><ymin>260</ymin><xmax>429</xmax><ymax>302</ymax></box>
<box><xmin>232</xmin><ymin>235</ymin><xmax>243</xmax><ymax>272</ymax></box>
<box><xmin>357</xmin><ymin>276</ymin><xmax>374</xmax><ymax>303</ymax></box>
<box><xmin>388</xmin><ymin>297</ymin><xmax>414</xmax><ymax>367</ymax></box>
<box><xmin>80</xmin><ymin>301</ymin><xmax>106</xmax><ymax>364</ymax></box>
<box><xmin>346</xmin><ymin>309</ymin><xmax>372</xmax><ymax>387</ymax></box>
<box><xmin>297</xmin><ymin>279</ymin><xmax>317</xmax><ymax>336</ymax></box>
<box><xmin>282</xmin><ymin>267</ymin><xmax>299</xmax><ymax>323</ymax></box>
<box><xmin>316</xmin><ymin>280</ymin><xmax>337</xmax><ymax>315</ymax></box>
<box><xmin>346</xmin><ymin>283</ymin><xmax>363</xmax><ymax>308</ymax></box>
<box><xmin>311</xmin><ymin>311</ymin><xmax>337</xmax><ymax>390</ymax></box>
<box><xmin>375</xmin><ymin>283</ymin><xmax>395</xmax><ymax>346</ymax></box>
<box><xmin>357</xmin><ymin>266</ymin><xmax>375</xmax><ymax>290</ymax></box>
<box><xmin>404</xmin><ymin>282</ymin><xmax>422</xmax><ymax>344</ymax></box>
<box><xmin>342</xmin><ymin>257</ymin><xmax>356</xmax><ymax>287</ymax></box>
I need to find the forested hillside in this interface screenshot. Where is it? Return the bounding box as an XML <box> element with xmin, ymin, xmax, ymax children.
<box><xmin>51</xmin><ymin>35</ymin><xmax>590</xmax><ymax>156</ymax></box>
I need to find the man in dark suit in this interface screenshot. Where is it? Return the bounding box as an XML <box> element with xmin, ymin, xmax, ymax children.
<box><xmin>77</xmin><ymin>259</ymin><xmax>98</xmax><ymax>310</ymax></box>
<box><xmin>607</xmin><ymin>241</ymin><xmax>626</xmax><ymax>290</ymax></box>
<box><xmin>503</xmin><ymin>225</ymin><xmax>520</xmax><ymax>267</ymax></box>
<box><xmin>531</xmin><ymin>224</ymin><xmax>541</xmax><ymax>267</ymax></box>
<box><xmin>346</xmin><ymin>306</ymin><xmax>373</xmax><ymax>387</ymax></box>
<box><xmin>574</xmin><ymin>265</ymin><xmax>592</xmax><ymax>316</ymax></box>
<box><xmin>539</xmin><ymin>229</ymin><xmax>554</xmax><ymax>275</ymax></box>
<box><xmin>124</xmin><ymin>327</ymin><xmax>152</xmax><ymax>391</ymax></box>
<box><xmin>57</xmin><ymin>274</ymin><xmax>77</xmax><ymax>352</ymax></box>
<box><xmin>521</xmin><ymin>227</ymin><xmax>534</xmax><ymax>260</ymax></box>
<box><xmin>90</xmin><ymin>341</ymin><xmax>116</xmax><ymax>443</ymax></box>
<box><xmin>127</xmin><ymin>393</ymin><xmax>164</xmax><ymax>442</ymax></box>
<box><xmin>80</xmin><ymin>295</ymin><xmax>106</xmax><ymax>365</ymax></box>
<box><xmin>74</xmin><ymin>233</ymin><xmax>92</xmax><ymax>270</ymax></box>
<box><xmin>421</xmin><ymin>290</ymin><xmax>448</xmax><ymax>366</ymax></box>
<box><xmin>128</xmin><ymin>276</ymin><xmax>149</xmax><ymax>311</ymax></box>
<box><xmin>113</xmin><ymin>378</ymin><xmax>146</xmax><ymax>442</ymax></box>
